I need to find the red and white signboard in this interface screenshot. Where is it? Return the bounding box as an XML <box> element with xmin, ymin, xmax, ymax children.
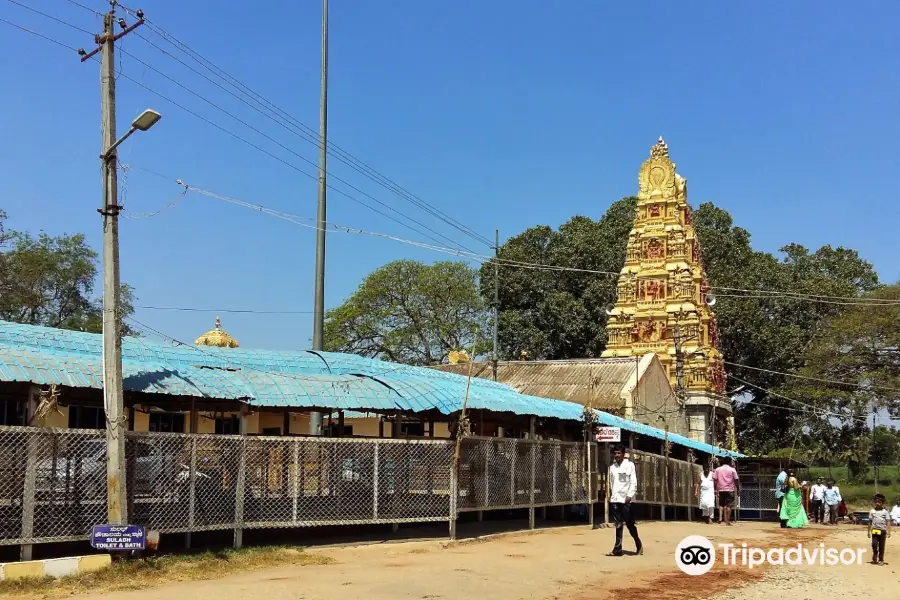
<box><xmin>595</xmin><ymin>427</ymin><xmax>621</xmax><ymax>443</ymax></box>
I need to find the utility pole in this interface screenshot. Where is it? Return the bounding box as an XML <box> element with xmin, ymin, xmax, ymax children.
<box><xmin>82</xmin><ymin>1</ymin><xmax>146</xmax><ymax>526</ymax></box>
<box><xmin>673</xmin><ymin>325</ymin><xmax>685</xmax><ymax>401</ymax></box>
<box><xmin>492</xmin><ymin>230</ymin><xmax>499</xmax><ymax>381</ymax></box>
<box><xmin>309</xmin><ymin>0</ymin><xmax>329</xmax><ymax>436</ymax></box>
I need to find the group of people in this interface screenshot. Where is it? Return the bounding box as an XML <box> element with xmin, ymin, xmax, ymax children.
<box><xmin>807</xmin><ymin>477</ymin><xmax>845</xmax><ymax>525</ymax></box>
<box><xmin>605</xmin><ymin>446</ymin><xmax>900</xmax><ymax>564</ymax></box>
<box><xmin>694</xmin><ymin>457</ymin><xmax>739</xmax><ymax>525</ymax></box>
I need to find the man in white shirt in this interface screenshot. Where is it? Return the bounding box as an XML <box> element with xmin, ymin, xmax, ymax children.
<box><xmin>810</xmin><ymin>477</ymin><xmax>826</xmax><ymax>524</ymax></box>
<box><xmin>607</xmin><ymin>445</ymin><xmax>643</xmax><ymax>557</ymax></box>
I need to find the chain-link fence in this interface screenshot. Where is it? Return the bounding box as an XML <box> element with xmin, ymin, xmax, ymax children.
<box><xmin>456</xmin><ymin>437</ymin><xmax>594</xmax><ymax>512</ymax></box>
<box><xmin>628</xmin><ymin>449</ymin><xmax>701</xmax><ymax>508</ymax></box>
<box><xmin>0</xmin><ymin>428</ymin><xmax>597</xmax><ymax>547</ymax></box>
<box><xmin>737</xmin><ymin>473</ymin><xmax>777</xmax><ymax>519</ymax></box>
<box><xmin>0</xmin><ymin>426</ymin><xmax>108</xmax><ymax>545</ymax></box>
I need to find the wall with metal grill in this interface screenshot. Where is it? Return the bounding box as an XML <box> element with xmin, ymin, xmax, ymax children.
<box><xmin>0</xmin><ymin>427</ymin><xmax>598</xmax><ymax>547</ymax></box>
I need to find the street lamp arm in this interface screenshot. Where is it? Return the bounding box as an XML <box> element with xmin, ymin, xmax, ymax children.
<box><xmin>101</xmin><ymin>126</ymin><xmax>137</xmax><ymax>161</ymax></box>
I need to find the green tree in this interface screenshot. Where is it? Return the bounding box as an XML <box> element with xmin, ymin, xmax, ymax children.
<box><xmin>479</xmin><ymin>197</ymin><xmax>636</xmax><ymax>360</ymax></box>
<box><xmin>871</xmin><ymin>426</ymin><xmax>899</xmax><ymax>485</ymax></box>
<box><xmin>0</xmin><ymin>211</ymin><xmax>136</xmax><ymax>335</ymax></box>
<box><xmin>324</xmin><ymin>259</ymin><xmax>487</xmax><ymax>365</ymax></box>
<box><xmin>788</xmin><ymin>284</ymin><xmax>900</xmax><ymax>417</ymax></box>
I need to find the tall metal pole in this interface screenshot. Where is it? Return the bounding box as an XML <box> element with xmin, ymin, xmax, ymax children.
<box><xmin>309</xmin><ymin>0</ymin><xmax>329</xmax><ymax>435</ymax></box>
<box><xmin>99</xmin><ymin>7</ymin><xmax>127</xmax><ymax>525</ymax></box>
<box><xmin>492</xmin><ymin>230</ymin><xmax>499</xmax><ymax>381</ymax></box>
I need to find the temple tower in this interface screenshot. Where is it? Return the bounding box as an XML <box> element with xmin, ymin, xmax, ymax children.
<box><xmin>602</xmin><ymin>137</ymin><xmax>731</xmax><ymax>446</ymax></box>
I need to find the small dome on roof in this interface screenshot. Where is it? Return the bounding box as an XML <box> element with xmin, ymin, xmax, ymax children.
<box><xmin>194</xmin><ymin>317</ymin><xmax>239</xmax><ymax>348</ymax></box>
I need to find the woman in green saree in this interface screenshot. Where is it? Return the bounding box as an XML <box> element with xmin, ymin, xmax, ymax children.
<box><xmin>780</xmin><ymin>471</ymin><xmax>809</xmax><ymax>528</ymax></box>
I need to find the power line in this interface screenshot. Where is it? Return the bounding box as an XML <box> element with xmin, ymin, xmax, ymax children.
<box><xmin>7</xmin><ymin>11</ymin><xmax>895</xmax><ymax>311</ymax></box>
<box><xmin>711</xmin><ymin>285</ymin><xmax>900</xmax><ymax>304</ymax></box>
<box><xmin>8</xmin><ymin>11</ymin><xmax>892</xmax><ymax>308</ymax></box>
<box><xmin>0</xmin><ymin>15</ymin><xmax>80</xmax><ymax>51</ymax></box>
<box><xmin>137</xmin><ymin>305</ymin><xmax>315</xmax><ymax>315</ymax></box>
<box><xmin>3</xmin><ymin>0</ymin><xmax>93</xmax><ymax>35</ymax></box>
<box><xmin>115</xmin><ymin>3</ymin><xmax>492</xmax><ymax>249</ymax></box>
<box><xmin>726</xmin><ymin>373</ymin><xmax>869</xmax><ymax>422</ymax></box>
<box><xmin>110</xmin><ymin>55</ymin><xmax>475</xmax><ymax>254</ymax></box>
<box><xmin>713</xmin><ymin>293</ymin><xmax>900</xmax><ymax>307</ymax></box>
<box><xmin>723</xmin><ymin>361</ymin><xmax>900</xmax><ymax>394</ymax></box>
<box><xmin>61</xmin><ymin>0</ymin><xmax>104</xmax><ymax>16</ymax></box>
<box><xmin>122</xmin><ymin>174</ymin><xmax>900</xmax><ymax>310</ymax></box>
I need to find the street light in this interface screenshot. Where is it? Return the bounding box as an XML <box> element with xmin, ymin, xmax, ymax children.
<box><xmin>102</xmin><ymin>109</ymin><xmax>161</xmax><ymax>159</ymax></box>
<box><xmin>99</xmin><ymin>107</ymin><xmax>161</xmax><ymax>527</ymax></box>
<box><xmin>132</xmin><ymin>109</ymin><xmax>161</xmax><ymax>131</ymax></box>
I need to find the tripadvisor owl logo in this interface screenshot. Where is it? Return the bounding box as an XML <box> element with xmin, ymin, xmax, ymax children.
<box><xmin>676</xmin><ymin>535</ymin><xmax>716</xmax><ymax>576</ymax></box>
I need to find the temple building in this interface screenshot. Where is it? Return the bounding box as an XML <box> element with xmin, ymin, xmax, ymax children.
<box><xmin>601</xmin><ymin>137</ymin><xmax>733</xmax><ymax>447</ymax></box>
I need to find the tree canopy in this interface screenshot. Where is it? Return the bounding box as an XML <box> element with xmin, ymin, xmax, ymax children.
<box><xmin>0</xmin><ymin>210</ymin><xmax>136</xmax><ymax>335</ymax></box>
<box><xmin>481</xmin><ymin>197</ymin><xmax>880</xmax><ymax>453</ymax></box>
<box><xmin>324</xmin><ymin>259</ymin><xmax>487</xmax><ymax>365</ymax></box>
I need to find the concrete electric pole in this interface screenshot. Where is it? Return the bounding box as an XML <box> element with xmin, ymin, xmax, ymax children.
<box><xmin>82</xmin><ymin>2</ymin><xmax>148</xmax><ymax>525</ymax></box>
<box><xmin>492</xmin><ymin>230</ymin><xmax>499</xmax><ymax>382</ymax></box>
<box><xmin>309</xmin><ymin>0</ymin><xmax>329</xmax><ymax>436</ymax></box>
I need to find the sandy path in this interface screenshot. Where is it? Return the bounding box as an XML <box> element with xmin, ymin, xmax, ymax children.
<box><xmin>67</xmin><ymin>522</ymin><xmax>894</xmax><ymax>600</ymax></box>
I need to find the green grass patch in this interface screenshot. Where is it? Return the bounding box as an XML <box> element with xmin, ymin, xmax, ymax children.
<box><xmin>0</xmin><ymin>546</ymin><xmax>334</xmax><ymax>599</ymax></box>
<box><xmin>807</xmin><ymin>466</ymin><xmax>900</xmax><ymax>511</ymax></box>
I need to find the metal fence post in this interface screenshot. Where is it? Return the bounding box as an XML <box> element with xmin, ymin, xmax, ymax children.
<box><xmin>551</xmin><ymin>443</ymin><xmax>558</xmax><ymax>505</ymax></box>
<box><xmin>186</xmin><ymin>436</ymin><xmax>197</xmax><ymax>548</ymax></box>
<box><xmin>510</xmin><ymin>440</ymin><xmax>516</xmax><ymax>507</ymax></box>
<box><xmin>449</xmin><ymin>455</ymin><xmax>458</xmax><ymax>540</ymax></box>
<box><xmin>373</xmin><ymin>441</ymin><xmax>380</xmax><ymax>521</ymax></box>
<box><xmin>603</xmin><ymin>443</ymin><xmax>610</xmax><ymax>525</ymax></box>
<box><xmin>660</xmin><ymin>446</ymin><xmax>666</xmax><ymax>522</ymax></box>
<box><xmin>20</xmin><ymin>428</ymin><xmax>39</xmax><ymax>561</ymax></box>
<box><xmin>292</xmin><ymin>438</ymin><xmax>300</xmax><ymax>525</ymax></box>
<box><xmin>528</xmin><ymin>440</ymin><xmax>536</xmax><ymax>529</ymax></box>
<box><xmin>587</xmin><ymin>441</ymin><xmax>594</xmax><ymax>529</ymax></box>
<box><xmin>483</xmin><ymin>441</ymin><xmax>491</xmax><ymax>511</ymax></box>
<box><xmin>233</xmin><ymin>437</ymin><xmax>247</xmax><ymax>548</ymax></box>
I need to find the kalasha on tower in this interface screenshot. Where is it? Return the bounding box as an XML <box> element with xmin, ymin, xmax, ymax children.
<box><xmin>602</xmin><ymin>137</ymin><xmax>732</xmax><ymax>447</ymax></box>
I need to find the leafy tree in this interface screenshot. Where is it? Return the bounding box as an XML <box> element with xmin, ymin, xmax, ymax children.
<box><xmin>324</xmin><ymin>259</ymin><xmax>488</xmax><ymax>365</ymax></box>
<box><xmin>871</xmin><ymin>425</ymin><xmax>899</xmax><ymax>485</ymax></box>
<box><xmin>479</xmin><ymin>197</ymin><xmax>636</xmax><ymax>360</ymax></box>
<box><xmin>788</xmin><ymin>284</ymin><xmax>900</xmax><ymax>416</ymax></box>
<box><xmin>0</xmin><ymin>211</ymin><xmax>136</xmax><ymax>335</ymax></box>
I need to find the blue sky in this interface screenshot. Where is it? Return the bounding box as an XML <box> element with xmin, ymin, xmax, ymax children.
<box><xmin>1</xmin><ymin>0</ymin><xmax>898</xmax><ymax>351</ymax></box>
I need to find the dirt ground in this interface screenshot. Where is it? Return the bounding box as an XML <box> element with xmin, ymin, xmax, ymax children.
<box><xmin>67</xmin><ymin>521</ymin><xmax>896</xmax><ymax>600</ymax></box>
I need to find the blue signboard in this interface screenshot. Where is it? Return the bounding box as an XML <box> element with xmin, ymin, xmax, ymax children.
<box><xmin>90</xmin><ymin>525</ymin><xmax>146</xmax><ymax>551</ymax></box>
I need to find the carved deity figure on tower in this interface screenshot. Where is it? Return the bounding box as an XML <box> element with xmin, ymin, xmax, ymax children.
<box><xmin>645</xmin><ymin>238</ymin><xmax>664</xmax><ymax>260</ymax></box>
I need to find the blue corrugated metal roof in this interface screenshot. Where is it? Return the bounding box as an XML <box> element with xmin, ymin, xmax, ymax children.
<box><xmin>0</xmin><ymin>321</ymin><xmax>741</xmax><ymax>457</ymax></box>
<box><xmin>594</xmin><ymin>410</ymin><xmax>743</xmax><ymax>459</ymax></box>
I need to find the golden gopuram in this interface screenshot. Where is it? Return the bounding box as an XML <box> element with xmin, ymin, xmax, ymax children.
<box><xmin>602</xmin><ymin>137</ymin><xmax>733</xmax><ymax>448</ymax></box>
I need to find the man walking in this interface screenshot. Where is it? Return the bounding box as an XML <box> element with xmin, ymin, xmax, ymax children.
<box><xmin>775</xmin><ymin>467</ymin><xmax>788</xmax><ymax>528</ymax></box>
<box><xmin>713</xmin><ymin>456</ymin><xmax>739</xmax><ymax>525</ymax></box>
<box><xmin>810</xmin><ymin>477</ymin><xmax>826</xmax><ymax>524</ymax></box>
<box><xmin>823</xmin><ymin>480</ymin><xmax>841</xmax><ymax>525</ymax></box>
<box><xmin>607</xmin><ymin>445</ymin><xmax>642</xmax><ymax>556</ymax></box>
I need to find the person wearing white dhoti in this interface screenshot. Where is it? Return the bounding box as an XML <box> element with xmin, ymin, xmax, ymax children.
<box><xmin>695</xmin><ymin>464</ymin><xmax>716</xmax><ymax>524</ymax></box>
